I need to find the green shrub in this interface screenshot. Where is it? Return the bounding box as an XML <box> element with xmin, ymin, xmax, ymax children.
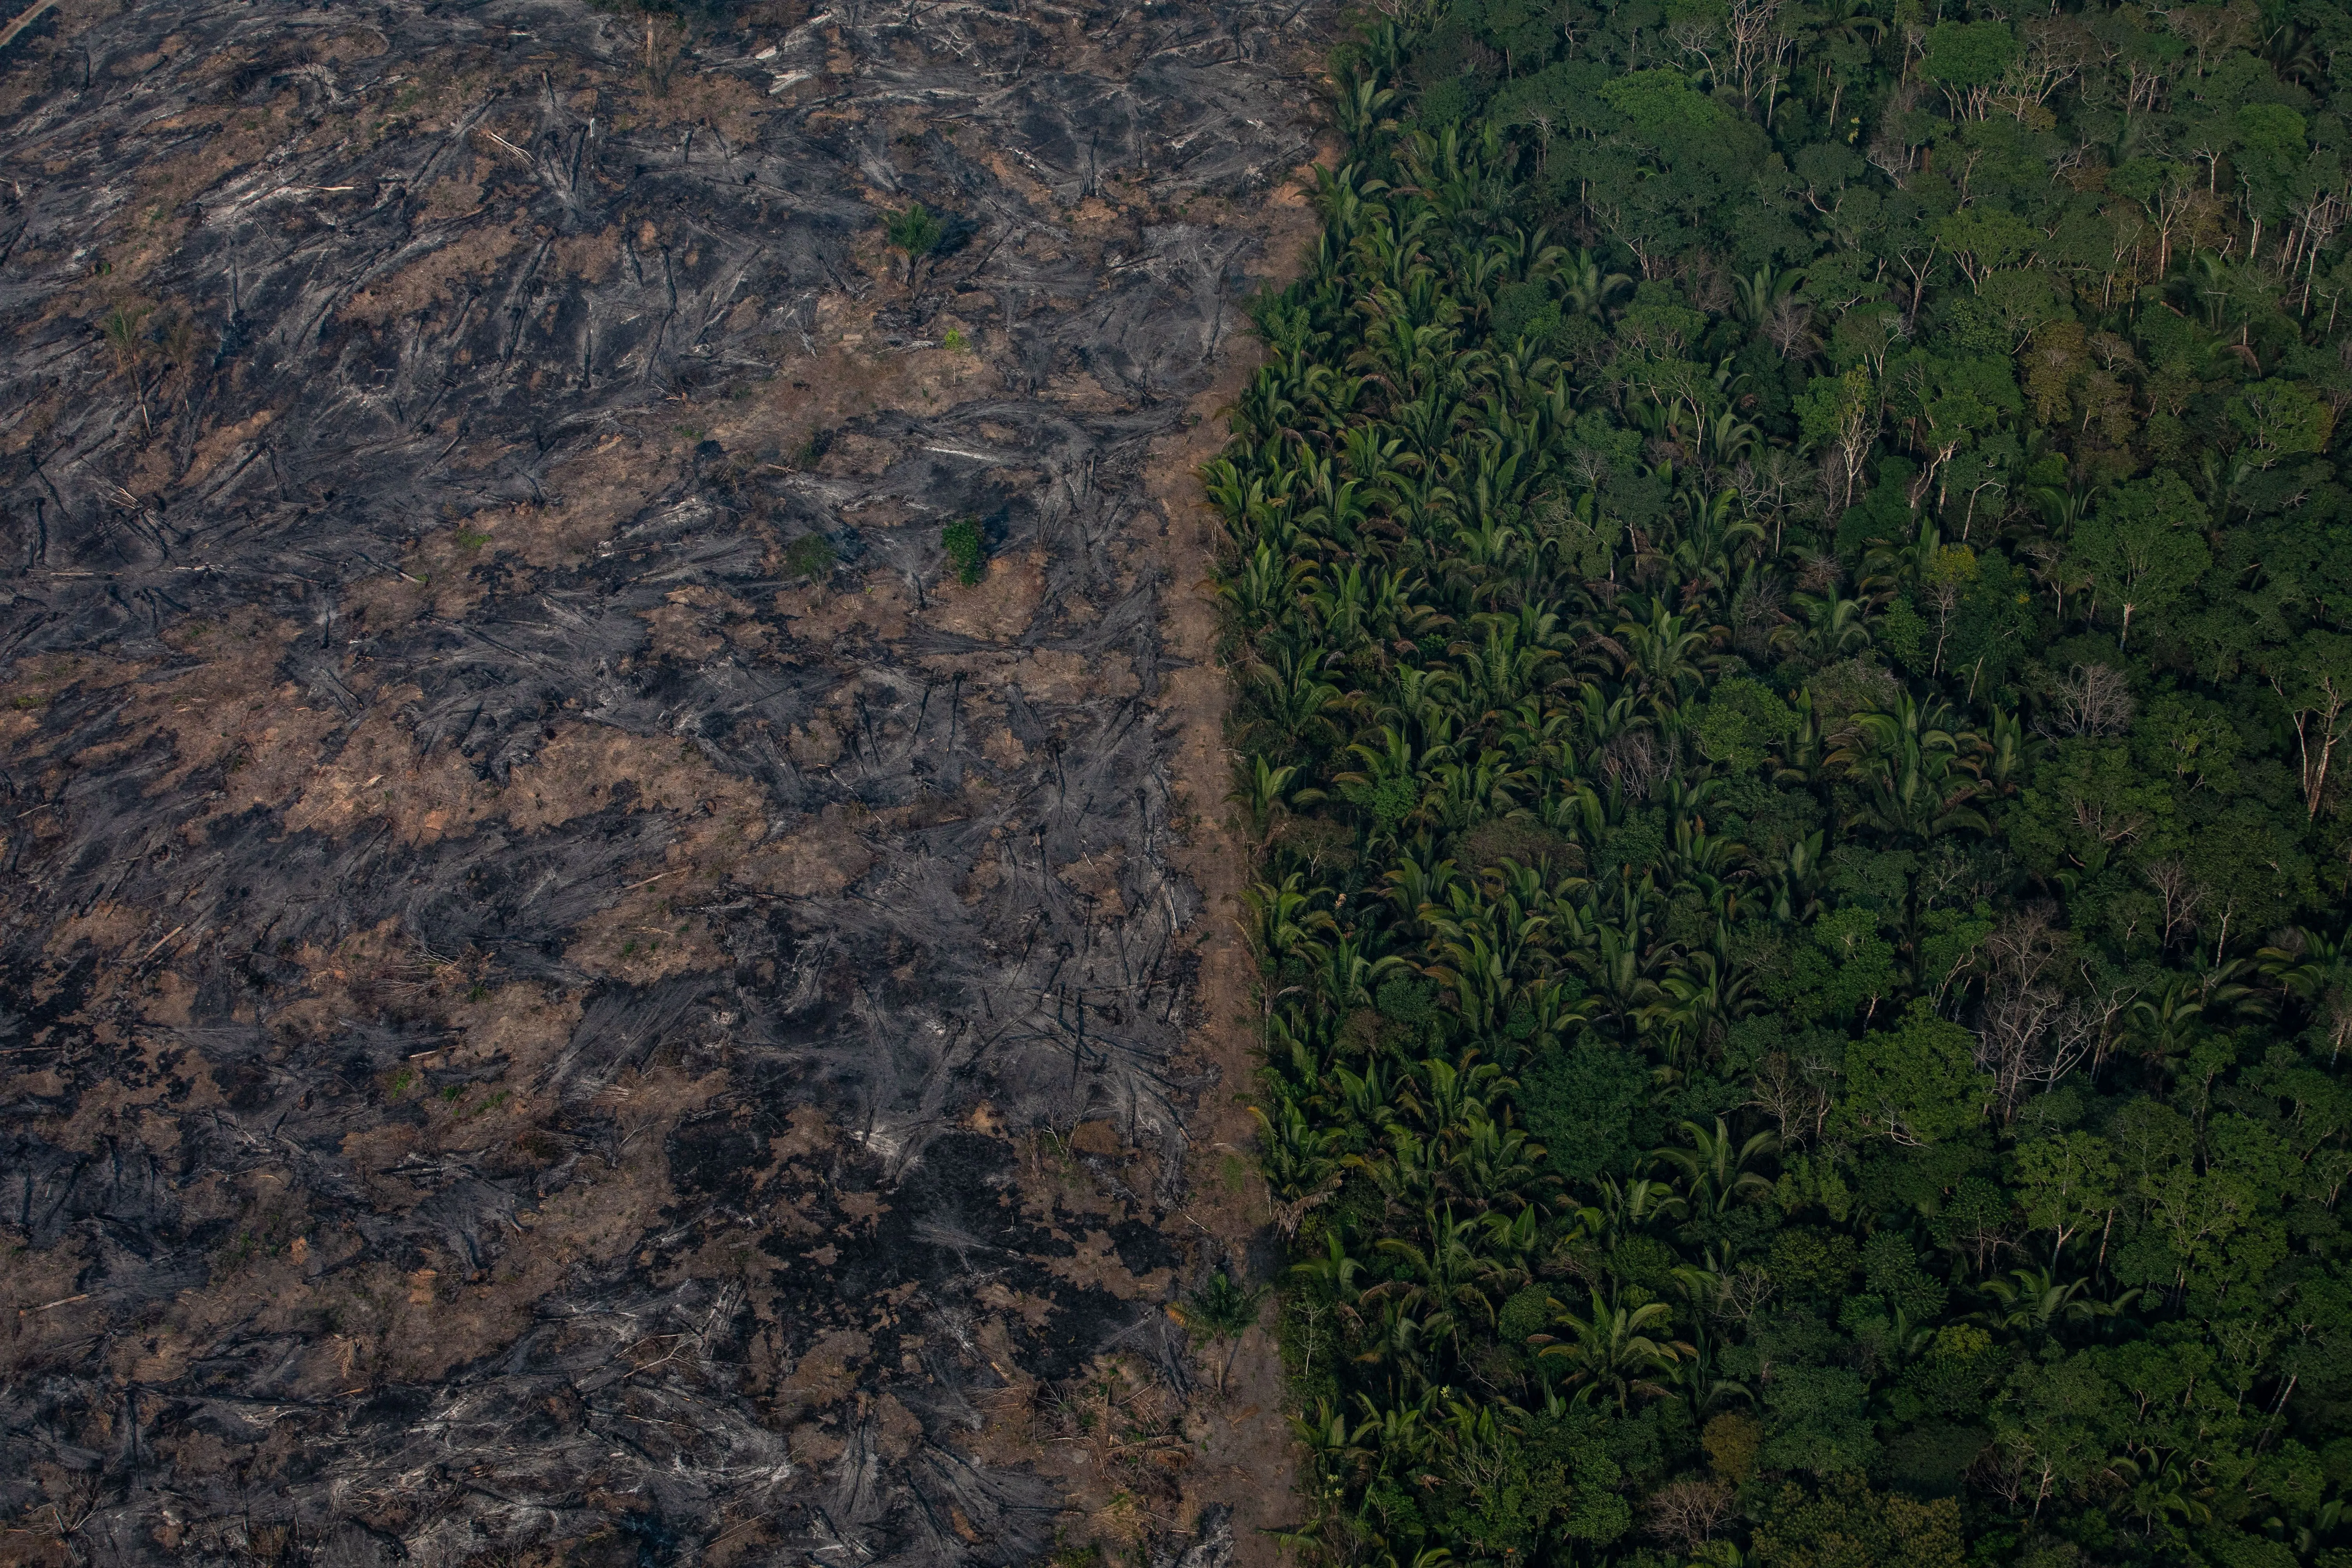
<box><xmin>885</xmin><ymin>202</ymin><xmax>947</xmax><ymax>285</ymax></box>
<box><xmin>785</xmin><ymin>533</ymin><xmax>836</xmax><ymax>580</ymax></box>
<box><xmin>942</xmin><ymin>519</ymin><xmax>986</xmax><ymax>585</ymax></box>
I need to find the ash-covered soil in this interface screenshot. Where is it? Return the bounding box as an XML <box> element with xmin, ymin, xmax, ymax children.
<box><xmin>0</xmin><ymin>0</ymin><xmax>1323</xmax><ymax>1560</ymax></box>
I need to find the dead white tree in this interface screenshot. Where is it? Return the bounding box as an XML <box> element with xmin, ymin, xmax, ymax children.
<box><xmin>1973</xmin><ymin>908</ymin><xmax>2131</xmax><ymax>1116</ymax></box>
<box><xmin>2042</xmin><ymin>662</ymin><xmax>2136</xmax><ymax>738</ymax></box>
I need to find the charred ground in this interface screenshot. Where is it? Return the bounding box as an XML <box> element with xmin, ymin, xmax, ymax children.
<box><xmin>0</xmin><ymin>0</ymin><xmax>1323</xmax><ymax>1561</ymax></box>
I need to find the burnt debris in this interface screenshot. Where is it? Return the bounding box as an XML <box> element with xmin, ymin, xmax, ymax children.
<box><xmin>0</xmin><ymin>0</ymin><xmax>1322</xmax><ymax>1559</ymax></box>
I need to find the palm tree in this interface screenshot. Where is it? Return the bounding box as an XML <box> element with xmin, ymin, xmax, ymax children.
<box><xmin>1572</xmin><ymin>1175</ymin><xmax>1689</xmax><ymax>1250</ymax></box>
<box><xmin>1220</xmin><ymin>540</ymin><xmax>1312</xmax><ymax>634</ymax></box>
<box><xmin>1394</xmin><ymin>1055</ymin><xmax>1510</xmax><ymax>1149</ymax></box>
<box><xmin>1290</xmin><ymin>1398</ymin><xmax>1363</xmax><ymax>1503</ymax></box>
<box><xmin>1731</xmin><ymin>265</ymin><xmax>1806</xmax><ymax>329</ymax></box>
<box><xmin>1646</xmin><ymin>953</ymin><xmax>1761</xmax><ymax>1063</ymax></box>
<box><xmin>1370</xmin><ymin>1207</ymin><xmax>1515</xmax><ymax>1361</ymax></box>
<box><xmin>1788</xmin><ymin>586</ymin><xmax>1875</xmax><ymax>660</ymax></box>
<box><xmin>1825</xmin><ymin>694</ymin><xmax>1991</xmax><ymax>841</ymax></box>
<box><xmin>1252</xmin><ymin>1096</ymin><xmax>1343</xmax><ymax>1227</ymax></box>
<box><xmin>1586</xmin><ymin>922</ymin><xmax>1670</xmax><ymax>1040</ymax></box>
<box><xmin>2112</xmin><ymin>1447</ymin><xmax>2215</xmax><ymax>1535</ymax></box>
<box><xmin>1559</xmin><ymin>250</ymin><xmax>1637</xmax><ymax>320</ymax></box>
<box><xmin>1613</xmin><ymin>596</ymin><xmax>1720</xmax><ymax>707</ymax></box>
<box><xmin>1534</xmin><ymin>1287</ymin><xmax>1694</xmax><ymax>1408</ymax></box>
<box><xmin>1651</xmin><ymin>1117</ymin><xmax>1780</xmax><ymax>1215</ymax></box>
<box><xmin>1291</xmin><ymin>1225</ymin><xmax>1368</xmax><ymax>1322</ymax></box>
<box><xmin>1175</xmin><ymin>1271</ymin><xmax>1271</xmax><ymax>1394</ymax></box>
<box><xmin>1978</xmin><ymin>1266</ymin><xmax>2140</xmax><ymax>1333</ymax></box>
<box><xmin>2257</xmin><ymin>926</ymin><xmax>2352</xmax><ymax>1059</ymax></box>
<box><xmin>1330</xmin><ymin>77</ymin><xmax>1401</xmax><ymax>144</ymax></box>
<box><xmin>1241</xmin><ymin>872</ymin><xmax>1338</xmax><ymax>965</ymax></box>
<box><xmin>1247</xmin><ymin>637</ymin><xmax>1347</xmax><ymax>748</ymax></box>
<box><xmin>1232</xmin><ymin>753</ymin><xmax>1323</xmax><ymax>848</ymax></box>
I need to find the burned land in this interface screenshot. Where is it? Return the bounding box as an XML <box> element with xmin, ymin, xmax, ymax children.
<box><xmin>0</xmin><ymin>0</ymin><xmax>1326</xmax><ymax>1561</ymax></box>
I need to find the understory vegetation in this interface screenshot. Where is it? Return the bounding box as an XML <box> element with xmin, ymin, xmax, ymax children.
<box><xmin>1212</xmin><ymin>3</ymin><xmax>2352</xmax><ymax>1565</ymax></box>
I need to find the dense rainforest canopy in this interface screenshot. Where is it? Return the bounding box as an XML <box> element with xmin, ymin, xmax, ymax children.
<box><xmin>1210</xmin><ymin>2</ymin><xmax>2352</xmax><ymax>1566</ymax></box>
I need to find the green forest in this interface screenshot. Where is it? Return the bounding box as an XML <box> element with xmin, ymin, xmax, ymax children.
<box><xmin>1210</xmin><ymin>1</ymin><xmax>2352</xmax><ymax>1565</ymax></box>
